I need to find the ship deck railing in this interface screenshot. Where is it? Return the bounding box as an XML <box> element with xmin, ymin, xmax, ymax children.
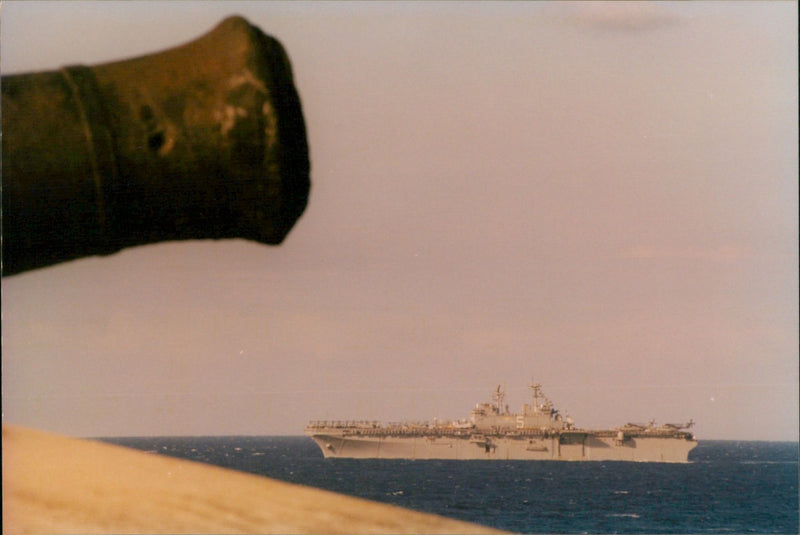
<box><xmin>306</xmin><ymin>421</ymin><xmax>693</xmax><ymax>440</ymax></box>
<box><xmin>306</xmin><ymin>420</ymin><xmax>382</xmax><ymax>429</ymax></box>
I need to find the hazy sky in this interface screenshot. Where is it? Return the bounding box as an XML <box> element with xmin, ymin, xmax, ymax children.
<box><xmin>2</xmin><ymin>2</ymin><xmax>797</xmax><ymax>440</ymax></box>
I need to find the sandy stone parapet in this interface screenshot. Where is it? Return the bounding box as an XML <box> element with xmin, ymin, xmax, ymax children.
<box><xmin>3</xmin><ymin>425</ymin><xmax>504</xmax><ymax>534</ymax></box>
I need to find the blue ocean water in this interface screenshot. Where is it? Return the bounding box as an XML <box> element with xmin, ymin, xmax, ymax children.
<box><xmin>101</xmin><ymin>436</ymin><xmax>798</xmax><ymax>534</ymax></box>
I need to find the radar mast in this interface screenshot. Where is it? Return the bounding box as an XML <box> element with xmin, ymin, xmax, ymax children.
<box><xmin>492</xmin><ymin>384</ymin><xmax>507</xmax><ymax>414</ymax></box>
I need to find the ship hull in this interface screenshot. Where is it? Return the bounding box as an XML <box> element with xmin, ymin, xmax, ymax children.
<box><xmin>308</xmin><ymin>432</ymin><xmax>697</xmax><ymax>462</ymax></box>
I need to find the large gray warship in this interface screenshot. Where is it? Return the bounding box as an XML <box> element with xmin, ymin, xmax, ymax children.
<box><xmin>306</xmin><ymin>379</ymin><xmax>697</xmax><ymax>462</ymax></box>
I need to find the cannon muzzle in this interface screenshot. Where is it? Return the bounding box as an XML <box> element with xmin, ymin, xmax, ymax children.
<box><xmin>2</xmin><ymin>16</ymin><xmax>310</xmax><ymax>276</ymax></box>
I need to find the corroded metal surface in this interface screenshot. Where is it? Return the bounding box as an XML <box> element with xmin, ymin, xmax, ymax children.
<box><xmin>2</xmin><ymin>16</ymin><xmax>310</xmax><ymax>275</ymax></box>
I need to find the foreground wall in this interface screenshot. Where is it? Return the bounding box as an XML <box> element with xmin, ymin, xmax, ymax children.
<box><xmin>3</xmin><ymin>426</ymin><xmax>503</xmax><ymax>534</ymax></box>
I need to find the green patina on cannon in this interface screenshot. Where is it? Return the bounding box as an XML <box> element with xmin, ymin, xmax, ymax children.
<box><xmin>2</xmin><ymin>16</ymin><xmax>310</xmax><ymax>276</ymax></box>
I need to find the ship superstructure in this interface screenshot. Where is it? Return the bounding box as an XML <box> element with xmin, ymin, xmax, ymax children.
<box><xmin>305</xmin><ymin>379</ymin><xmax>697</xmax><ymax>462</ymax></box>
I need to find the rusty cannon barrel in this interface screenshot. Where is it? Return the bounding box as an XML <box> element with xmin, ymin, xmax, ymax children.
<box><xmin>1</xmin><ymin>16</ymin><xmax>310</xmax><ymax>276</ymax></box>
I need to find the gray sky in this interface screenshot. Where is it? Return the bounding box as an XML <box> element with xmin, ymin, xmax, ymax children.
<box><xmin>2</xmin><ymin>1</ymin><xmax>797</xmax><ymax>440</ymax></box>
